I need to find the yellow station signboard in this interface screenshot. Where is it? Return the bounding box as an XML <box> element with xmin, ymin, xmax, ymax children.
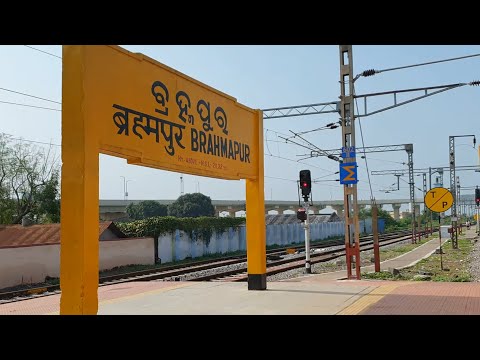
<box><xmin>83</xmin><ymin>46</ymin><xmax>259</xmax><ymax>180</ymax></box>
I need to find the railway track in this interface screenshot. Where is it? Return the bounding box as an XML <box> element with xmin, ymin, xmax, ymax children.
<box><xmin>0</xmin><ymin>229</ymin><xmax>435</xmax><ymax>303</ymax></box>
<box><xmin>189</xmin><ymin>230</ymin><xmax>428</xmax><ymax>282</ymax></box>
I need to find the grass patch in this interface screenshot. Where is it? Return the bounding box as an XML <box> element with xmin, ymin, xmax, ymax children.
<box><xmin>399</xmin><ymin>236</ymin><xmax>473</xmax><ymax>282</ymax></box>
<box><xmin>363</xmin><ymin>235</ymin><xmax>474</xmax><ymax>282</ymax></box>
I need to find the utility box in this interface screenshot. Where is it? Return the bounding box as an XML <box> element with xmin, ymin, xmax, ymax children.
<box><xmin>440</xmin><ymin>225</ymin><xmax>452</xmax><ymax>238</ymax></box>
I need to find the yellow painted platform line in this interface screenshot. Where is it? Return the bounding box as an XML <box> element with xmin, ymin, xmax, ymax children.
<box><xmin>46</xmin><ymin>282</ymin><xmax>195</xmax><ymax>315</ymax></box>
<box><xmin>337</xmin><ymin>283</ymin><xmax>401</xmax><ymax>315</ymax></box>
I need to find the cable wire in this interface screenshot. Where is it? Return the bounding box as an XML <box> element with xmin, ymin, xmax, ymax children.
<box><xmin>0</xmin><ymin>86</ymin><xmax>61</xmax><ymax>104</ymax></box>
<box><xmin>24</xmin><ymin>45</ymin><xmax>61</xmax><ymax>59</ymax></box>
<box><xmin>358</xmin><ymin>156</ymin><xmax>406</xmax><ymax>165</ymax></box>
<box><xmin>357</xmin><ymin>52</ymin><xmax>480</xmax><ymax>79</ymax></box>
<box><xmin>1</xmin><ymin>133</ymin><xmax>61</xmax><ymax>147</ymax></box>
<box><xmin>399</xmin><ymin>176</ymin><xmax>423</xmax><ymax>192</ymax></box>
<box><xmin>352</xmin><ymin>82</ymin><xmax>375</xmax><ymax>201</ymax></box>
<box><xmin>265</xmin><ymin>153</ymin><xmax>334</xmax><ymax>172</ymax></box>
<box><xmin>264</xmin><ymin>176</ymin><xmax>297</xmax><ymax>183</ymax></box>
<box><xmin>0</xmin><ymin>100</ymin><xmax>61</xmax><ymax>112</ymax></box>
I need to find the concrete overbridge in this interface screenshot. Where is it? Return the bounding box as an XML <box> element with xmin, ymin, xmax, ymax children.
<box><xmin>99</xmin><ymin>198</ymin><xmax>423</xmax><ymax>221</ymax></box>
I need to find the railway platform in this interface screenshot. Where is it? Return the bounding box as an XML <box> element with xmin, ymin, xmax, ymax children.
<box><xmin>1</xmin><ymin>228</ymin><xmax>479</xmax><ymax>315</ymax></box>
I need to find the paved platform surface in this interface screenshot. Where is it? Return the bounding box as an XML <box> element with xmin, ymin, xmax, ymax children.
<box><xmin>1</xmin><ymin>229</ymin><xmax>478</xmax><ymax>315</ymax></box>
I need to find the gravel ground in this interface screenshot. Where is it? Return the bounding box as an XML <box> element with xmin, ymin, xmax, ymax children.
<box><xmin>159</xmin><ymin>237</ymin><xmax>419</xmax><ymax>283</ymax></box>
<box><xmin>161</xmin><ymin>262</ymin><xmax>248</xmax><ymax>281</ymax></box>
<box><xmin>267</xmin><ymin>237</ymin><xmax>414</xmax><ymax>282</ymax></box>
<box><xmin>468</xmin><ymin>231</ymin><xmax>480</xmax><ymax>282</ymax></box>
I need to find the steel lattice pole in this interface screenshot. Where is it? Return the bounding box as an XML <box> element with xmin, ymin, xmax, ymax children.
<box><xmin>449</xmin><ymin>136</ymin><xmax>458</xmax><ymax>249</ymax></box>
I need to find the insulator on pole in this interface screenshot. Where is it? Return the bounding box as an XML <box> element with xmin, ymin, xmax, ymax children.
<box><xmin>362</xmin><ymin>69</ymin><xmax>376</xmax><ymax>77</ymax></box>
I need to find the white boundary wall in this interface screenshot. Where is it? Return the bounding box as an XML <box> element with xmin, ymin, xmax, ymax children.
<box><xmin>0</xmin><ymin>237</ymin><xmax>154</xmax><ymax>289</ymax></box>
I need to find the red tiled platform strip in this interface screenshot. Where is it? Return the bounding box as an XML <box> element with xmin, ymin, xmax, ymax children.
<box><xmin>0</xmin><ymin>281</ymin><xmax>191</xmax><ymax>315</ymax></box>
<box><xmin>360</xmin><ymin>281</ymin><xmax>480</xmax><ymax>315</ymax></box>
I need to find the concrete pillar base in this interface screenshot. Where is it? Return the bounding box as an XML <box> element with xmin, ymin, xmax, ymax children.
<box><xmin>248</xmin><ymin>274</ymin><xmax>267</xmax><ymax>290</ymax></box>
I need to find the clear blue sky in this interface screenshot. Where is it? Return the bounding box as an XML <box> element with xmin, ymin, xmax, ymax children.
<box><xmin>1</xmin><ymin>45</ymin><xmax>479</xmax><ymax>213</ymax></box>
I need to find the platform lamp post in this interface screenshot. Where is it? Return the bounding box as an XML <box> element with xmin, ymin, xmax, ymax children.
<box><xmin>125</xmin><ymin>180</ymin><xmax>133</xmax><ymax>200</ymax></box>
<box><xmin>120</xmin><ymin>176</ymin><xmax>126</xmax><ymax>201</ymax></box>
<box><xmin>449</xmin><ymin>134</ymin><xmax>476</xmax><ymax>249</ymax></box>
<box><xmin>120</xmin><ymin>176</ymin><xmax>133</xmax><ymax>201</ymax></box>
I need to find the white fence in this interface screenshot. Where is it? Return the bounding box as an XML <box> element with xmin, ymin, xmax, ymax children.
<box><xmin>158</xmin><ymin>220</ymin><xmax>378</xmax><ymax>263</ymax></box>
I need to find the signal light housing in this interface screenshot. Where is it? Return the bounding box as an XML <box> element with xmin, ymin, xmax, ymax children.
<box><xmin>297</xmin><ymin>207</ymin><xmax>307</xmax><ymax>221</ymax></box>
<box><xmin>299</xmin><ymin>170</ymin><xmax>311</xmax><ymax>197</ymax></box>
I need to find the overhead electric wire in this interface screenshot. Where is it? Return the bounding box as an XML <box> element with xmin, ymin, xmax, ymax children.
<box><xmin>0</xmin><ymin>99</ymin><xmax>61</xmax><ymax>112</ymax></box>
<box><xmin>24</xmin><ymin>45</ymin><xmax>62</xmax><ymax>59</ymax></box>
<box><xmin>399</xmin><ymin>177</ymin><xmax>423</xmax><ymax>192</ymax></box>
<box><xmin>1</xmin><ymin>133</ymin><xmax>61</xmax><ymax>147</ymax></box>
<box><xmin>358</xmin><ymin>156</ymin><xmax>406</xmax><ymax>165</ymax></box>
<box><xmin>264</xmin><ymin>175</ymin><xmax>297</xmax><ymax>183</ymax></box>
<box><xmin>314</xmin><ymin>171</ymin><xmax>340</xmax><ymax>180</ymax></box>
<box><xmin>264</xmin><ymin>127</ymin><xmax>291</xmax><ymax>138</ymax></box>
<box><xmin>352</xmin><ymin>82</ymin><xmax>375</xmax><ymax>202</ymax></box>
<box><xmin>264</xmin><ymin>153</ymin><xmax>334</xmax><ymax>172</ymax></box>
<box><xmin>356</xmin><ymin>52</ymin><xmax>480</xmax><ymax>80</ymax></box>
<box><xmin>0</xmin><ymin>86</ymin><xmax>61</xmax><ymax>104</ymax></box>
<box><xmin>284</xmin><ymin>121</ymin><xmax>340</xmax><ymax>138</ymax></box>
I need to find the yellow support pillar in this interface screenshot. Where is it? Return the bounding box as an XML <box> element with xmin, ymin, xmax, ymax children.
<box><xmin>246</xmin><ymin>110</ymin><xmax>266</xmax><ymax>290</ymax></box>
<box><xmin>60</xmin><ymin>45</ymin><xmax>100</xmax><ymax>314</ymax></box>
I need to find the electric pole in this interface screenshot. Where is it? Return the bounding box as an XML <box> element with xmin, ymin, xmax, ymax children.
<box><xmin>450</xmin><ymin>134</ymin><xmax>476</xmax><ymax>248</ymax></box>
<box><xmin>339</xmin><ymin>45</ymin><xmax>361</xmax><ymax>280</ymax></box>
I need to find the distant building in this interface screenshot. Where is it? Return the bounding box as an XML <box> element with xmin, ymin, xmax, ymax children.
<box><xmin>0</xmin><ymin>222</ymin><xmax>126</xmax><ymax>249</ymax></box>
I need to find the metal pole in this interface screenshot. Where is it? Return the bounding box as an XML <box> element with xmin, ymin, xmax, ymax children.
<box><xmin>429</xmin><ymin>167</ymin><xmax>433</xmax><ymax>234</ymax></box>
<box><xmin>304</xmin><ymin>201</ymin><xmax>311</xmax><ymax>274</ymax></box>
<box><xmin>125</xmin><ymin>180</ymin><xmax>132</xmax><ymax>200</ymax></box>
<box><xmin>407</xmin><ymin>146</ymin><xmax>416</xmax><ymax>244</ymax></box>
<box><xmin>372</xmin><ymin>204</ymin><xmax>380</xmax><ymax>272</ymax></box>
<box><xmin>477</xmin><ymin>206</ymin><xmax>479</xmax><ymax>235</ymax></box>
<box><xmin>439</xmin><ymin>216</ymin><xmax>443</xmax><ymax>270</ymax></box>
<box><xmin>477</xmin><ymin>185</ymin><xmax>480</xmax><ymax>235</ymax></box>
<box><xmin>449</xmin><ymin>136</ymin><xmax>458</xmax><ymax>249</ymax></box>
<box><xmin>422</xmin><ymin>173</ymin><xmax>427</xmax><ymax>239</ymax></box>
<box><xmin>339</xmin><ymin>45</ymin><xmax>361</xmax><ymax>280</ymax></box>
<box><xmin>120</xmin><ymin>176</ymin><xmax>126</xmax><ymax>201</ymax></box>
<box><xmin>457</xmin><ymin>177</ymin><xmax>462</xmax><ymax>234</ymax></box>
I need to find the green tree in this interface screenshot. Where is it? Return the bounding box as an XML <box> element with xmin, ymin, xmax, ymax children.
<box><xmin>32</xmin><ymin>170</ymin><xmax>61</xmax><ymax>223</ymax></box>
<box><xmin>126</xmin><ymin>200</ymin><xmax>168</xmax><ymax>220</ymax></box>
<box><xmin>168</xmin><ymin>193</ymin><xmax>215</xmax><ymax>218</ymax></box>
<box><xmin>0</xmin><ymin>135</ymin><xmax>14</xmax><ymax>223</ymax></box>
<box><xmin>0</xmin><ymin>134</ymin><xmax>60</xmax><ymax>224</ymax></box>
<box><xmin>358</xmin><ymin>206</ymin><xmax>397</xmax><ymax>229</ymax></box>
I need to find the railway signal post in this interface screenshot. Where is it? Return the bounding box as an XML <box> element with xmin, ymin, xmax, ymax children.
<box><xmin>299</xmin><ymin>170</ymin><xmax>312</xmax><ymax>274</ymax></box>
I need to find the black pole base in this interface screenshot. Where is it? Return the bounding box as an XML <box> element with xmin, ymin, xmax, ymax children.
<box><xmin>248</xmin><ymin>274</ymin><xmax>267</xmax><ymax>290</ymax></box>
